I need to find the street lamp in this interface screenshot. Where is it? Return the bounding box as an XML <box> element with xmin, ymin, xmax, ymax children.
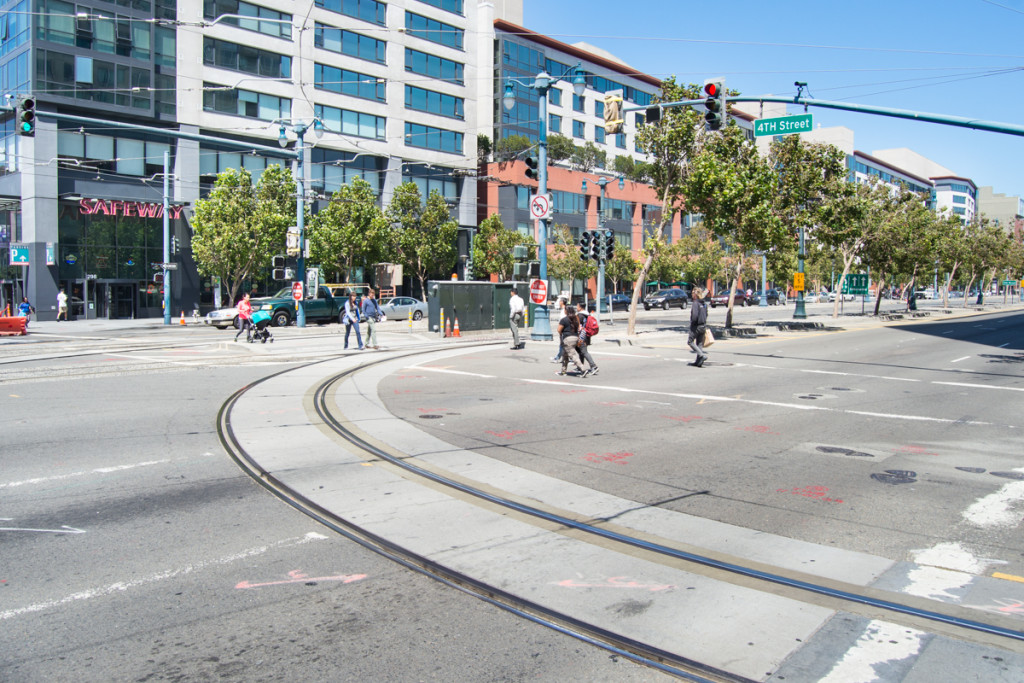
<box><xmin>582</xmin><ymin>174</ymin><xmax>623</xmax><ymax>319</ymax></box>
<box><xmin>276</xmin><ymin>118</ymin><xmax>323</xmax><ymax>327</ymax></box>
<box><xmin>503</xmin><ymin>63</ymin><xmax>586</xmax><ymax>340</ymax></box>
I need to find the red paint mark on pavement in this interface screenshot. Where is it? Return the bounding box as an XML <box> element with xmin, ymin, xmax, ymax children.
<box><xmin>396</xmin><ymin>374</ymin><xmax>425</xmax><ymax>380</ymax></box>
<box><xmin>485</xmin><ymin>430</ymin><xmax>528</xmax><ymax>439</ymax></box>
<box><xmin>777</xmin><ymin>485</ymin><xmax>843</xmax><ymax>503</ymax></box>
<box><xmin>894</xmin><ymin>445</ymin><xmax>938</xmax><ymax>456</ymax></box>
<box><xmin>555</xmin><ymin>576</ymin><xmax>675</xmax><ymax>592</ymax></box>
<box><xmin>559</xmin><ymin>388</ymin><xmax>587</xmax><ymax>393</ymax></box>
<box><xmin>236</xmin><ymin>569</ymin><xmax>367</xmax><ymax>590</ymax></box>
<box><xmin>393</xmin><ymin>389</ymin><xmax>421</xmax><ymax>394</ymax></box>
<box><xmin>662</xmin><ymin>415</ymin><xmax>703</xmax><ymax>422</ymax></box>
<box><xmin>736</xmin><ymin>425</ymin><xmax>779</xmax><ymax>434</ymax></box>
<box><xmin>584</xmin><ymin>451</ymin><xmax>635</xmax><ymax>465</ymax></box>
<box><xmin>418</xmin><ymin>407</ymin><xmax>450</xmax><ymax>413</ymax></box>
<box><xmin>598</xmin><ymin>401</ymin><xmax>628</xmax><ymax>407</ymax></box>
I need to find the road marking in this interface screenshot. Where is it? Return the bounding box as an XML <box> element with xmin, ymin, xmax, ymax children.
<box><xmin>951</xmin><ymin>356</ymin><xmax>971</xmax><ymax>363</ymax></box>
<box><xmin>236</xmin><ymin>569</ymin><xmax>366</xmax><ymax>590</ymax></box>
<box><xmin>0</xmin><ymin>532</ymin><xmax>328</xmax><ymax>621</ymax></box>
<box><xmin>732</xmin><ymin>363</ymin><xmax>920</xmax><ymax>383</ymax></box>
<box><xmin>0</xmin><ymin>523</ymin><xmax>86</xmax><ymax>534</ymax></box>
<box><xmin>0</xmin><ymin>459</ymin><xmax>170</xmax><ymax>489</ymax></box>
<box><xmin>992</xmin><ymin>572</ymin><xmax>1024</xmax><ymax>584</ymax></box>
<box><xmin>963</xmin><ymin>469</ymin><xmax>1024</xmax><ymax>528</ymax></box>
<box><xmin>933</xmin><ymin>382</ymin><xmax>1024</xmax><ymax>392</ymax></box>
<box><xmin>411</xmin><ymin>366</ymin><xmax>494</xmax><ymax>378</ymax></box>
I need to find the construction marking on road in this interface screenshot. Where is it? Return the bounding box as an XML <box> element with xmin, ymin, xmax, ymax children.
<box><xmin>235</xmin><ymin>569</ymin><xmax>366</xmax><ymax>590</ymax></box>
<box><xmin>992</xmin><ymin>572</ymin><xmax>1024</xmax><ymax>584</ymax></box>
<box><xmin>0</xmin><ymin>459</ymin><xmax>170</xmax><ymax>489</ymax></box>
<box><xmin>0</xmin><ymin>532</ymin><xmax>329</xmax><ymax>621</ymax></box>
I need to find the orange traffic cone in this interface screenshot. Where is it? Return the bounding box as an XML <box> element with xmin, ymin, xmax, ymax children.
<box><xmin>179</xmin><ymin>310</ymin><xmax>185</xmax><ymax>325</ymax></box>
<box><xmin>444</xmin><ymin>316</ymin><xmax>451</xmax><ymax>337</ymax></box>
<box><xmin>453</xmin><ymin>317</ymin><xmax>461</xmax><ymax>337</ymax></box>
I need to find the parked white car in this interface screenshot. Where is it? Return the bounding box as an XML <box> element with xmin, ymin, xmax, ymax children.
<box><xmin>380</xmin><ymin>296</ymin><xmax>427</xmax><ymax>321</ymax></box>
<box><xmin>204</xmin><ymin>307</ymin><xmax>238</xmax><ymax>329</ymax></box>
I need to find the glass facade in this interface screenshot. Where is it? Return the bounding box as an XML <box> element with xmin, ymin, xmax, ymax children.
<box><xmin>405</xmin><ymin>48</ymin><xmax>463</xmax><ymax>84</ymax></box>
<box><xmin>405</xmin><ymin>12</ymin><xmax>463</xmax><ymax>50</ymax></box>
<box><xmin>404</xmin><ymin>122</ymin><xmax>463</xmax><ymax>154</ymax></box>
<box><xmin>315</xmin><ymin>103</ymin><xmax>385</xmax><ymax>140</ymax></box>
<box><xmin>315</xmin><ymin>24</ymin><xmax>386</xmax><ymax>64</ymax></box>
<box><xmin>405</xmin><ymin>85</ymin><xmax>464</xmax><ymax>119</ymax></box>
<box><xmin>204</xmin><ymin>0</ymin><xmax>292</xmax><ymax>39</ymax></box>
<box><xmin>203</xmin><ymin>37</ymin><xmax>291</xmax><ymax>78</ymax></box>
<box><xmin>314</xmin><ymin>63</ymin><xmax>385</xmax><ymax>100</ymax></box>
<box><xmin>316</xmin><ymin>0</ymin><xmax>386</xmax><ymax>25</ymax></box>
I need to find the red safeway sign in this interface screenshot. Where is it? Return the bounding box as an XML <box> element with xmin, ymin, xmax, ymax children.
<box><xmin>529</xmin><ymin>279</ymin><xmax>547</xmax><ymax>304</ymax></box>
<box><xmin>292</xmin><ymin>282</ymin><xmax>303</xmax><ymax>300</ymax></box>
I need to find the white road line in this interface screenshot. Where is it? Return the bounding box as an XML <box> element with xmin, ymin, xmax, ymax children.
<box><xmin>412</xmin><ymin>366</ymin><xmax>495</xmax><ymax>379</ymax></box>
<box><xmin>933</xmin><ymin>381</ymin><xmax>1024</xmax><ymax>392</ymax></box>
<box><xmin>951</xmin><ymin>356</ymin><xmax>971</xmax><ymax>363</ymax></box>
<box><xmin>734</xmin><ymin>363</ymin><xmax>920</xmax><ymax>383</ymax></box>
<box><xmin>0</xmin><ymin>532</ymin><xmax>328</xmax><ymax>621</ymax></box>
<box><xmin>0</xmin><ymin>459</ymin><xmax>170</xmax><ymax>489</ymax></box>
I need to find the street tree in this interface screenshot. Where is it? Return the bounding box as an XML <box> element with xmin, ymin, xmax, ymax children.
<box><xmin>612</xmin><ymin>155</ymin><xmax>652</xmax><ymax>184</ymax></box>
<box><xmin>190</xmin><ymin>165</ymin><xmax>297</xmax><ymax>304</ymax></box>
<box><xmin>676</xmin><ymin>224</ymin><xmax>727</xmax><ymax>292</ymax></box>
<box><xmin>472</xmin><ymin>213</ymin><xmax>535</xmax><ymax>281</ymax></box>
<box><xmin>494</xmin><ymin>134</ymin><xmax>532</xmax><ymax>163</ymax></box>
<box><xmin>686</xmin><ymin>125</ymin><xmax>783</xmax><ymax>327</ymax></box>
<box><xmin>309</xmin><ymin>177</ymin><xmax>394</xmax><ymax>283</ymax></box>
<box><xmin>814</xmin><ymin>177</ymin><xmax>882</xmax><ymax>318</ymax></box>
<box><xmin>858</xmin><ymin>186</ymin><xmax>926</xmax><ymax>314</ymax></box>
<box><xmin>935</xmin><ymin>211</ymin><xmax>975</xmax><ymax>308</ymax></box>
<box><xmin>547</xmin><ymin>134</ymin><xmax>576</xmax><ymax>163</ymax></box>
<box><xmin>386</xmin><ymin>182</ymin><xmax>458</xmax><ymax>299</ymax></box>
<box><xmin>570</xmin><ymin>142</ymin><xmax>607</xmax><ymax>173</ymax></box>
<box><xmin>628</xmin><ymin>77</ymin><xmax>705</xmax><ymax>335</ymax></box>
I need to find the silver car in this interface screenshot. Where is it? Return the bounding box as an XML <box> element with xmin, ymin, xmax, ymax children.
<box><xmin>204</xmin><ymin>307</ymin><xmax>238</xmax><ymax>329</ymax></box>
<box><xmin>380</xmin><ymin>296</ymin><xmax>427</xmax><ymax>321</ymax></box>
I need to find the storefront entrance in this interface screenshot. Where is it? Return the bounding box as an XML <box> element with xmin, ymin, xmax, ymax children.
<box><xmin>65</xmin><ymin>280</ymin><xmax>136</xmax><ymax>319</ymax></box>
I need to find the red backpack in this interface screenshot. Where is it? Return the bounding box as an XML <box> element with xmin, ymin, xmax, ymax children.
<box><xmin>584</xmin><ymin>314</ymin><xmax>599</xmax><ymax>337</ymax></box>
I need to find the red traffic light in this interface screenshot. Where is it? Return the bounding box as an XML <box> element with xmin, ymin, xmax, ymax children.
<box><xmin>704</xmin><ymin>82</ymin><xmax>720</xmax><ymax>97</ymax></box>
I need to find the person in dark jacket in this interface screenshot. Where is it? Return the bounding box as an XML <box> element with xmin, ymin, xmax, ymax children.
<box><xmin>688</xmin><ymin>287</ymin><xmax>708</xmax><ymax>367</ymax></box>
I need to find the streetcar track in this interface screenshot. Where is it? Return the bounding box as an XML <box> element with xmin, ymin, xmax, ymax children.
<box><xmin>218</xmin><ymin>347</ymin><xmax>1024</xmax><ymax>681</ymax></box>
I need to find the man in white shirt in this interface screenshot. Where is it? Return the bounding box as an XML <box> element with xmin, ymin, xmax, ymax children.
<box><xmin>56</xmin><ymin>288</ymin><xmax>68</xmax><ymax>322</ymax></box>
<box><xmin>509</xmin><ymin>288</ymin><xmax>525</xmax><ymax>350</ymax></box>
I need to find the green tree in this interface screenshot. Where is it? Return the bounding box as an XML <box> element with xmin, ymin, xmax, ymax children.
<box><xmin>686</xmin><ymin>125</ymin><xmax>783</xmax><ymax>327</ymax></box>
<box><xmin>676</xmin><ymin>224</ymin><xmax>726</xmax><ymax>290</ymax></box>
<box><xmin>190</xmin><ymin>164</ymin><xmax>297</xmax><ymax>304</ymax></box>
<box><xmin>570</xmin><ymin>142</ymin><xmax>607</xmax><ymax>173</ymax></box>
<box><xmin>547</xmin><ymin>224</ymin><xmax>596</xmax><ymax>295</ymax></box>
<box><xmin>612</xmin><ymin>155</ymin><xmax>652</xmax><ymax>184</ymax></box>
<box><xmin>309</xmin><ymin>177</ymin><xmax>394</xmax><ymax>283</ymax></box>
<box><xmin>547</xmin><ymin>134</ymin><xmax>576</xmax><ymax>163</ymax></box>
<box><xmin>628</xmin><ymin>77</ymin><xmax>705</xmax><ymax>334</ymax></box>
<box><xmin>472</xmin><ymin>213</ymin><xmax>535</xmax><ymax>281</ymax></box>
<box><xmin>494</xmin><ymin>134</ymin><xmax>532</xmax><ymax>162</ymax></box>
<box><xmin>477</xmin><ymin>134</ymin><xmax>492</xmax><ymax>165</ymax></box>
<box><xmin>386</xmin><ymin>182</ymin><xmax>458</xmax><ymax>299</ymax></box>
<box><xmin>935</xmin><ymin>211</ymin><xmax>975</xmax><ymax>308</ymax></box>
<box><xmin>604</xmin><ymin>243</ymin><xmax>640</xmax><ymax>293</ymax></box>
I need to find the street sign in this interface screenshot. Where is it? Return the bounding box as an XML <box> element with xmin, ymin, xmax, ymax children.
<box><xmin>753</xmin><ymin>114</ymin><xmax>813</xmax><ymax>138</ymax></box>
<box><xmin>45</xmin><ymin>242</ymin><xmax>55</xmax><ymax>266</ymax></box>
<box><xmin>292</xmin><ymin>282</ymin><xmax>303</xmax><ymax>300</ymax></box>
<box><xmin>160</xmin><ymin>262</ymin><xmax>178</xmax><ymax>270</ymax></box>
<box><xmin>10</xmin><ymin>244</ymin><xmax>29</xmax><ymax>266</ymax></box>
<box><xmin>841</xmin><ymin>273</ymin><xmax>869</xmax><ymax>295</ymax></box>
<box><xmin>529</xmin><ymin>193</ymin><xmax>552</xmax><ymax>220</ymax></box>
<box><xmin>1002</xmin><ymin>279</ymin><xmax>1017</xmax><ymax>286</ymax></box>
<box><xmin>793</xmin><ymin>272</ymin><xmax>805</xmax><ymax>292</ymax></box>
<box><xmin>529</xmin><ymin>278</ymin><xmax>547</xmax><ymax>304</ymax></box>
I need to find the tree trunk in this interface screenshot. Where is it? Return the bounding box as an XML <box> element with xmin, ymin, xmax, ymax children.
<box><xmin>831</xmin><ymin>252</ymin><xmax>856</xmax><ymax>319</ymax></box>
<box><xmin>964</xmin><ymin>274</ymin><xmax>976</xmax><ymax>308</ymax></box>
<box><xmin>872</xmin><ymin>272</ymin><xmax>886</xmax><ymax>316</ymax></box>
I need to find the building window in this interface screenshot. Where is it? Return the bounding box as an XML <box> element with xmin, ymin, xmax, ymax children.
<box><xmin>403</xmin><ymin>172</ymin><xmax>459</xmax><ymax>204</ymax></box>
<box><xmin>953</xmin><ymin>195</ymin><xmax>966</xmax><ymax>204</ymax></box>
<box><xmin>204</xmin><ymin>83</ymin><xmax>291</xmax><ymax>121</ymax></box>
<box><xmin>405</xmin><ymin>85</ymin><xmax>464</xmax><ymax>119</ymax></box>
<box><xmin>1</xmin><ymin>1</ymin><xmax>30</xmax><ymax>58</ymax></box>
<box><xmin>405</xmin><ymin>122</ymin><xmax>463</xmax><ymax>154</ymax></box>
<box><xmin>551</xmin><ymin>191</ymin><xmax>585</xmax><ymax>215</ymax></box>
<box><xmin>615</xmin><ymin>133</ymin><xmax>626</xmax><ymax>149</ymax></box>
<box><xmin>405</xmin><ymin>12</ymin><xmax>463</xmax><ymax>50</ymax></box>
<box><xmin>154</xmin><ymin>26</ymin><xmax>175</xmax><ymax>67</ymax></box>
<box><xmin>548</xmin><ymin>88</ymin><xmax>561</xmax><ymax>107</ymax></box>
<box><xmin>595</xmin><ymin>99</ymin><xmax>604</xmax><ymax>118</ymax></box>
<box><xmin>314</xmin><ymin>64</ymin><xmax>385</xmax><ymax>101</ymax></box>
<box><xmin>203</xmin><ymin>37</ymin><xmax>291</xmax><ymax>78</ymax></box>
<box><xmin>572</xmin><ymin>120</ymin><xmax>585</xmax><ymax>139</ymax></box>
<box><xmin>204</xmin><ymin>0</ymin><xmax>292</xmax><ymax>39</ymax></box>
<box><xmin>315</xmin><ymin>24</ymin><xmax>386</xmax><ymax>64</ymax></box>
<box><xmin>549</xmin><ymin>114</ymin><xmax>561</xmax><ymax>134</ymax></box>
<box><xmin>315</xmin><ymin>103</ymin><xmax>385</xmax><ymax>140</ymax></box>
<box><xmin>594</xmin><ymin>126</ymin><xmax>605</xmax><ymax>144</ymax></box>
<box><xmin>311</xmin><ymin>148</ymin><xmax>386</xmax><ymax>196</ymax></box>
<box><xmin>315</xmin><ymin>0</ymin><xmax>386</xmax><ymax>25</ymax></box>
<box><xmin>415</xmin><ymin>0</ymin><xmax>463</xmax><ymax>15</ymax></box>
<box><xmin>953</xmin><ymin>206</ymin><xmax>966</xmax><ymax>215</ymax></box>
<box><xmin>37</xmin><ymin>0</ymin><xmax>75</xmax><ymax>45</ymax></box>
<box><xmin>605</xmin><ymin>198</ymin><xmax>633</xmax><ymax>221</ymax></box>
<box><xmin>573</xmin><ymin>93</ymin><xmax>585</xmax><ymax>112</ymax></box>
<box><xmin>405</xmin><ymin>48</ymin><xmax>463</xmax><ymax>84</ymax></box>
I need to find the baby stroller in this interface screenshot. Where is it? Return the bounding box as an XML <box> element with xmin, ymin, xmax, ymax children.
<box><xmin>249</xmin><ymin>310</ymin><xmax>273</xmax><ymax>343</ymax></box>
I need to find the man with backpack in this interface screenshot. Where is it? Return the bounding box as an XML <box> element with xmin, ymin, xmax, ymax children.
<box><xmin>576</xmin><ymin>305</ymin><xmax>600</xmax><ymax>376</ymax></box>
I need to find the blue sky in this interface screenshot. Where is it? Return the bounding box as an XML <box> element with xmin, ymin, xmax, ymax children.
<box><xmin>523</xmin><ymin>0</ymin><xmax>1024</xmax><ymax>197</ymax></box>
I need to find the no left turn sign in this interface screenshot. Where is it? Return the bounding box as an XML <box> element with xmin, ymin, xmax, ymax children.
<box><xmin>529</xmin><ymin>193</ymin><xmax>552</xmax><ymax>220</ymax></box>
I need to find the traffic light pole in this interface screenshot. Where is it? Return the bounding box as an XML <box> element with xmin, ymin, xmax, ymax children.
<box><xmin>534</xmin><ymin>83</ymin><xmax>552</xmax><ymax>341</ymax></box>
<box><xmin>163</xmin><ymin>150</ymin><xmax>171</xmax><ymax>325</ymax></box>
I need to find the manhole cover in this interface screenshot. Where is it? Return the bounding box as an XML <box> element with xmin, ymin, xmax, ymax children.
<box><xmin>817</xmin><ymin>446</ymin><xmax>873</xmax><ymax>457</ymax></box>
<box><xmin>831</xmin><ymin>387</ymin><xmax>852</xmax><ymax>391</ymax></box>
<box><xmin>418</xmin><ymin>414</ymin><xmax>443</xmax><ymax>419</ymax></box>
<box><xmin>799</xmin><ymin>394</ymin><xmax>822</xmax><ymax>400</ymax></box>
<box><xmin>956</xmin><ymin>467</ymin><xmax>986</xmax><ymax>474</ymax></box>
<box><xmin>990</xmin><ymin>471</ymin><xmax>1024</xmax><ymax>480</ymax></box>
<box><xmin>871</xmin><ymin>470</ymin><xmax>917</xmax><ymax>485</ymax></box>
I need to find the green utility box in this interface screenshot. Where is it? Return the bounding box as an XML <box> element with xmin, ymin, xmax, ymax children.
<box><xmin>427</xmin><ymin>280</ymin><xmax>529</xmax><ymax>333</ymax></box>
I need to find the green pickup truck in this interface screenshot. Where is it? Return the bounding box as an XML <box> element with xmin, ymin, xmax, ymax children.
<box><xmin>252</xmin><ymin>285</ymin><xmax>357</xmax><ymax>327</ymax></box>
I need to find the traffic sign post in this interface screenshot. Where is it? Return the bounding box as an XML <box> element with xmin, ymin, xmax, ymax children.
<box><xmin>841</xmin><ymin>273</ymin><xmax>869</xmax><ymax>295</ymax></box>
<box><xmin>793</xmin><ymin>272</ymin><xmax>805</xmax><ymax>291</ymax></box>
<box><xmin>292</xmin><ymin>282</ymin><xmax>303</xmax><ymax>301</ymax></box>
<box><xmin>10</xmin><ymin>245</ymin><xmax>29</xmax><ymax>266</ymax></box>
<box><xmin>529</xmin><ymin>278</ymin><xmax>547</xmax><ymax>305</ymax></box>
<box><xmin>529</xmin><ymin>193</ymin><xmax>552</xmax><ymax>221</ymax></box>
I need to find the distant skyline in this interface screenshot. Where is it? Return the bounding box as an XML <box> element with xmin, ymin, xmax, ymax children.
<box><xmin>522</xmin><ymin>0</ymin><xmax>1024</xmax><ymax>197</ymax></box>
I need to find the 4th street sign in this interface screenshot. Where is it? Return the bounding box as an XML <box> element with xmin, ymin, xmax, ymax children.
<box><xmin>10</xmin><ymin>244</ymin><xmax>29</xmax><ymax>266</ymax></box>
<box><xmin>753</xmin><ymin>114</ymin><xmax>813</xmax><ymax>138</ymax></box>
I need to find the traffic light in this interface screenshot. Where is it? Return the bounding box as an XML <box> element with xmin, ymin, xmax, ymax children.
<box><xmin>603</xmin><ymin>230</ymin><xmax>615</xmax><ymax>261</ymax></box>
<box><xmin>17</xmin><ymin>96</ymin><xmax>35</xmax><ymax>137</ymax></box>
<box><xmin>589</xmin><ymin>234</ymin><xmax>601</xmax><ymax>261</ymax></box>
<box><xmin>645</xmin><ymin>105</ymin><xmax>661</xmax><ymax>125</ymax></box>
<box><xmin>272</xmin><ymin>254</ymin><xmax>286</xmax><ymax>280</ymax></box>
<box><xmin>579</xmin><ymin>231</ymin><xmax>592</xmax><ymax>260</ymax></box>
<box><xmin>703</xmin><ymin>80</ymin><xmax>726</xmax><ymax>131</ymax></box>
<box><xmin>524</xmin><ymin>156</ymin><xmax>539</xmax><ymax>181</ymax></box>
<box><xmin>603</xmin><ymin>92</ymin><xmax>623</xmax><ymax>135</ymax></box>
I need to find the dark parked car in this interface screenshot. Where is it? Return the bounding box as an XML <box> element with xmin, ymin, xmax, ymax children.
<box><xmin>644</xmin><ymin>288</ymin><xmax>689</xmax><ymax>310</ymax></box>
<box><xmin>750</xmin><ymin>289</ymin><xmax>785</xmax><ymax>305</ymax></box>
<box><xmin>709</xmin><ymin>289</ymin><xmax>750</xmax><ymax>307</ymax></box>
<box><xmin>606</xmin><ymin>293</ymin><xmax>632</xmax><ymax>311</ymax></box>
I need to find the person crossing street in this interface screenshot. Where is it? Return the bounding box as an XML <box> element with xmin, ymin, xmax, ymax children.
<box><xmin>687</xmin><ymin>287</ymin><xmax>709</xmax><ymax>367</ymax></box>
<box><xmin>508</xmin><ymin>287</ymin><xmax>525</xmax><ymax>350</ymax></box>
<box><xmin>362</xmin><ymin>289</ymin><xmax>383</xmax><ymax>350</ymax></box>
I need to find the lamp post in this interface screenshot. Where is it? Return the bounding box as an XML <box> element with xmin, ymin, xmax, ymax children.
<box><xmin>793</xmin><ymin>224</ymin><xmax>807</xmax><ymax>319</ymax></box>
<box><xmin>503</xmin><ymin>64</ymin><xmax>586</xmax><ymax>340</ymax></box>
<box><xmin>758</xmin><ymin>251</ymin><xmax>768</xmax><ymax>307</ymax></box>
<box><xmin>277</xmin><ymin>119</ymin><xmax>323</xmax><ymax>327</ymax></box>
<box><xmin>582</xmin><ymin>174</ymin><xmax>623</xmax><ymax>320</ymax></box>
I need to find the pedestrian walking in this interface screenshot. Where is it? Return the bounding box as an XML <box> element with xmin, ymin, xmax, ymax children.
<box><xmin>688</xmin><ymin>287</ymin><xmax>709</xmax><ymax>367</ymax></box>
<box><xmin>343</xmin><ymin>293</ymin><xmax>364</xmax><ymax>350</ymax></box>
<box><xmin>550</xmin><ymin>296</ymin><xmax>567</xmax><ymax>362</ymax></box>
<box><xmin>508</xmin><ymin>287</ymin><xmax>525</xmax><ymax>350</ymax></box>
<box><xmin>234</xmin><ymin>293</ymin><xmax>253</xmax><ymax>342</ymax></box>
<box><xmin>17</xmin><ymin>296</ymin><xmax>33</xmax><ymax>327</ymax></box>
<box><xmin>555</xmin><ymin>305</ymin><xmax>588</xmax><ymax>377</ymax></box>
<box><xmin>56</xmin><ymin>288</ymin><xmax>68</xmax><ymax>321</ymax></box>
<box><xmin>362</xmin><ymin>289</ymin><xmax>383</xmax><ymax>349</ymax></box>
<box><xmin>575</xmin><ymin>306</ymin><xmax>599</xmax><ymax>375</ymax></box>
